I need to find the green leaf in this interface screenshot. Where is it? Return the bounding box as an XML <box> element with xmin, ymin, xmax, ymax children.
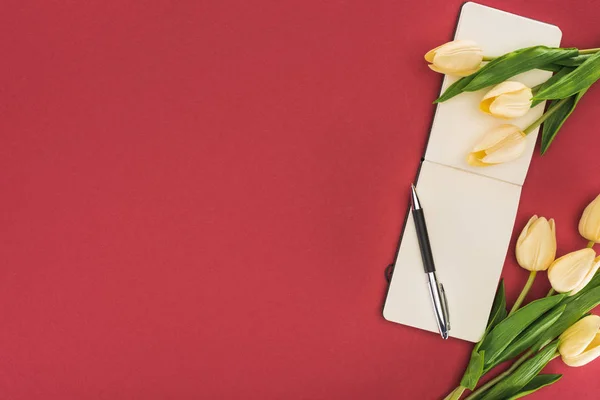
<box><xmin>555</xmin><ymin>54</ymin><xmax>591</xmax><ymax>67</ymax></box>
<box><xmin>460</xmin><ymin>350</ymin><xmax>485</xmax><ymax>390</ymax></box>
<box><xmin>434</xmin><ymin>73</ymin><xmax>479</xmax><ymax>103</ymax></box>
<box><xmin>465</xmin><ymin>47</ymin><xmax>577</xmax><ymax>92</ymax></box>
<box><xmin>475</xmin><ymin>341</ymin><xmax>559</xmax><ymax>400</ymax></box>
<box><xmin>487</xmin><ymin>280</ymin><xmax>507</xmax><ymax>332</ymax></box>
<box><xmin>459</xmin><ymin>281</ymin><xmax>507</xmax><ymax>390</ymax></box>
<box><xmin>534</xmin><ymin>50</ymin><xmax>600</xmax><ymax>100</ymax></box>
<box><xmin>538</xmin><ymin>64</ymin><xmax>563</xmax><ymax>73</ymax></box>
<box><xmin>489</xmin><ymin>304</ymin><xmax>565</xmax><ymax>369</ymax></box>
<box><xmin>506</xmin><ymin>374</ymin><xmax>562</xmax><ymax>400</ymax></box>
<box><xmin>479</xmin><ymin>294</ymin><xmax>565</xmax><ymax>367</ymax></box>
<box><xmin>533</xmin><ymin>286</ymin><xmax>600</xmax><ymax>352</ymax></box>
<box><xmin>531</xmin><ymin>67</ymin><xmax>573</xmax><ymax>108</ymax></box>
<box><xmin>540</xmin><ymin>88</ymin><xmax>588</xmax><ymax>154</ymax></box>
<box><xmin>435</xmin><ymin>46</ymin><xmax>577</xmax><ymax>103</ymax></box>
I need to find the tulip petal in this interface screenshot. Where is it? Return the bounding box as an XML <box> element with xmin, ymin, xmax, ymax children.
<box><xmin>425</xmin><ymin>40</ymin><xmax>482</xmax><ymax>76</ymax></box>
<box><xmin>466</xmin><ymin>151</ymin><xmax>490</xmax><ymax>167</ymax></box>
<box><xmin>482</xmin><ymin>81</ymin><xmax>529</xmax><ymax>100</ymax></box>
<box><xmin>548</xmin><ymin>248</ymin><xmax>596</xmax><ymax>293</ymax></box>
<box><xmin>480</xmin><ymin>133</ymin><xmax>526</xmax><ymax>164</ymax></box>
<box><xmin>424</xmin><ymin>47</ymin><xmax>438</xmax><ymax>63</ymax></box>
<box><xmin>571</xmin><ymin>256</ymin><xmax>600</xmax><ymax>295</ymax></box>
<box><xmin>516</xmin><ymin>216</ymin><xmax>556</xmax><ymax>271</ymax></box>
<box><xmin>428</xmin><ymin>64</ymin><xmax>479</xmax><ymax>77</ymax></box>
<box><xmin>433</xmin><ymin>41</ymin><xmax>483</xmax><ymax>73</ymax></box>
<box><xmin>579</xmin><ymin>195</ymin><xmax>600</xmax><ymax>243</ymax></box>
<box><xmin>472</xmin><ymin>125</ymin><xmax>520</xmax><ymax>152</ymax></box>
<box><xmin>517</xmin><ymin>216</ymin><xmax>538</xmax><ymax>249</ymax></box>
<box><xmin>562</xmin><ymin>332</ymin><xmax>600</xmax><ymax>367</ymax></box>
<box><xmin>489</xmin><ymin>88</ymin><xmax>532</xmax><ymax>119</ymax></box>
<box><xmin>559</xmin><ymin>315</ymin><xmax>600</xmax><ymax>359</ymax></box>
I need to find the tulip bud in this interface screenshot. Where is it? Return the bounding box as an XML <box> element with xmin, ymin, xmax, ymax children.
<box><xmin>424</xmin><ymin>40</ymin><xmax>483</xmax><ymax>76</ymax></box>
<box><xmin>559</xmin><ymin>315</ymin><xmax>600</xmax><ymax>367</ymax></box>
<box><xmin>579</xmin><ymin>194</ymin><xmax>600</xmax><ymax>243</ymax></box>
<box><xmin>516</xmin><ymin>216</ymin><xmax>556</xmax><ymax>271</ymax></box>
<box><xmin>548</xmin><ymin>249</ymin><xmax>599</xmax><ymax>295</ymax></box>
<box><xmin>480</xmin><ymin>81</ymin><xmax>533</xmax><ymax>119</ymax></box>
<box><xmin>466</xmin><ymin>124</ymin><xmax>527</xmax><ymax>167</ymax></box>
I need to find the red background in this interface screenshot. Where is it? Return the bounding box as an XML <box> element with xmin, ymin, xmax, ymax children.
<box><xmin>1</xmin><ymin>1</ymin><xmax>599</xmax><ymax>399</ymax></box>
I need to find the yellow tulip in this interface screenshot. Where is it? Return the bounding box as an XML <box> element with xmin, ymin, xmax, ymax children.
<box><xmin>466</xmin><ymin>124</ymin><xmax>527</xmax><ymax>167</ymax></box>
<box><xmin>516</xmin><ymin>216</ymin><xmax>556</xmax><ymax>271</ymax></box>
<box><xmin>424</xmin><ymin>40</ymin><xmax>483</xmax><ymax>76</ymax></box>
<box><xmin>480</xmin><ymin>81</ymin><xmax>533</xmax><ymax>119</ymax></box>
<box><xmin>579</xmin><ymin>194</ymin><xmax>600</xmax><ymax>244</ymax></box>
<box><xmin>548</xmin><ymin>249</ymin><xmax>599</xmax><ymax>295</ymax></box>
<box><xmin>559</xmin><ymin>315</ymin><xmax>600</xmax><ymax>367</ymax></box>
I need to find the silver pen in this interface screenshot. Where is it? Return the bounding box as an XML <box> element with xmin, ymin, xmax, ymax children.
<box><xmin>410</xmin><ymin>184</ymin><xmax>450</xmax><ymax>339</ymax></box>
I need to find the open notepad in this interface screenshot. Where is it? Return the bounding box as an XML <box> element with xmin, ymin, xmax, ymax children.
<box><xmin>383</xmin><ymin>2</ymin><xmax>562</xmax><ymax>342</ymax></box>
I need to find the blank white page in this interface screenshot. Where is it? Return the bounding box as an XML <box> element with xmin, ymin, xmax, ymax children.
<box><xmin>383</xmin><ymin>161</ymin><xmax>521</xmax><ymax>342</ymax></box>
<box><xmin>383</xmin><ymin>3</ymin><xmax>562</xmax><ymax>342</ymax></box>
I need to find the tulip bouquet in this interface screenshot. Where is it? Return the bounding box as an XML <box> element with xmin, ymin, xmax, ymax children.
<box><xmin>425</xmin><ymin>40</ymin><xmax>600</xmax><ymax>164</ymax></box>
<box><xmin>444</xmin><ymin>195</ymin><xmax>600</xmax><ymax>400</ymax></box>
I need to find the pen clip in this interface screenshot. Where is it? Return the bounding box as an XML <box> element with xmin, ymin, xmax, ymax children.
<box><xmin>439</xmin><ymin>283</ymin><xmax>450</xmax><ymax>331</ymax></box>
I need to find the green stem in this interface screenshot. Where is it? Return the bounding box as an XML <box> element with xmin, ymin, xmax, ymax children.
<box><xmin>523</xmin><ymin>97</ymin><xmax>570</xmax><ymax>135</ymax></box>
<box><xmin>546</xmin><ymin>288</ymin><xmax>556</xmax><ymax>297</ymax></box>
<box><xmin>587</xmin><ymin>240</ymin><xmax>596</xmax><ymax>248</ymax></box>
<box><xmin>510</xmin><ymin>271</ymin><xmax>537</xmax><ymax>315</ymax></box>
<box><xmin>464</xmin><ymin>350</ymin><xmax>534</xmax><ymax>400</ymax></box>
<box><xmin>444</xmin><ymin>386</ymin><xmax>466</xmax><ymax>400</ymax></box>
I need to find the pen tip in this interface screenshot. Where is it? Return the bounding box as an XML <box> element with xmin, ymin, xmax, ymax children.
<box><xmin>442</xmin><ymin>331</ymin><xmax>449</xmax><ymax>340</ymax></box>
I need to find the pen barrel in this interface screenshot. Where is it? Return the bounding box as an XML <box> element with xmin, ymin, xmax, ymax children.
<box><xmin>412</xmin><ymin>209</ymin><xmax>436</xmax><ymax>273</ymax></box>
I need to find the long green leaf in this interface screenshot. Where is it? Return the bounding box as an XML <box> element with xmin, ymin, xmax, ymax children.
<box><xmin>555</xmin><ymin>54</ymin><xmax>591</xmax><ymax>67</ymax></box>
<box><xmin>460</xmin><ymin>281</ymin><xmax>506</xmax><ymax>390</ymax></box>
<box><xmin>531</xmin><ymin>67</ymin><xmax>573</xmax><ymax>107</ymax></box>
<box><xmin>478</xmin><ymin>294</ymin><xmax>565</xmax><ymax>366</ymax></box>
<box><xmin>533</xmin><ymin>286</ymin><xmax>600</xmax><ymax>351</ymax></box>
<box><xmin>435</xmin><ymin>46</ymin><xmax>577</xmax><ymax>103</ymax></box>
<box><xmin>488</xmin><ymin>304</ymin><xmax>565</xmax><ymax>369</ymax></box>
<box><xmin>460</xmin><ymin>350</ymin><xmax>485</xmax><ymax>390</ymax></box>
<box><xmin>475</xmin><ymin>341</ymin><xmax>559</xmax><ymax>400</ymax></box>
<box><xmin>434</xmin><ymin>73</ymin><xmax>479</xmax><ymax>103</ymax></box>
<box><xmin>539</xmin><ymin>64</ymin><xmax>564</xmax><ymax>73</ymax></box>
<box><xmin>487</xmin><ymin>280</ymin><xmax>507</xmax><ymax>332</ymax></box>
<box><xmin>506</xmin><ymin>374</ymin><xmax>562</xmax><ymax>400</ymax></box>
<box><xmin>465</xmin><ymin>47</ymin><xmax>578</xmax><ymax>92</ymax></box>
<box><xmin>540</xmin><ymin>88</ymin><xmax>588</xmax><ymax>154</ymax></box>
<box><xmin>534</xmin><ymin>50</ymin><xmax>600</xmax><ymax>100</ymax></box>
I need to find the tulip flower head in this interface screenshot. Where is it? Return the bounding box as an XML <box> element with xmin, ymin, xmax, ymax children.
<box><xmin>559</xmin><ymin>315</ymin><xmax>600</xmax><ymax>367</ymax></box>
<box><xmin>516</xmin><ymin>215</ymin><xmax>556</xmax><ymax>271</ymax></box>
<box><xmin>424</xmin><ymin>40</ymin><xmax>483</xmax><ymax>76</ymax></box>
<box><xmin>579</xmin><ymin>194</ymin><xmax>600</xmax><ymax>244</ymax></box>
<box><xmin>480</xmin><ymin>81</ymin><xmax>533</xmax><ymax>119</ymax></box>
<box><xmin>467</xmin><ymin>124</ymin><xmax>527</xmax><ymax>166</ymax></box>
<box><xmin>548</xmin><ymin>249</ymin><xmax>599</xmax><ymax>295</ymax></box>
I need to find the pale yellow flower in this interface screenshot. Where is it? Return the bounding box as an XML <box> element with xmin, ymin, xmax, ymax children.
<box><xmin>424</xmin><ymin>40</ymin><xmax>483</xmax><ymax>76</ymax></box>
<box><xmin>467</xmin><ymin>124</ymin><xmax>527</xmax><ymax>166</ymax></box>
<box><xmin>480</xmin><ymin>81</ymin><xmax>533</xmax><ymax>119</ymax></box>
<box><xmin>516</xmin><ymin>215</ymin><xmax>556</xmax><ymax>271</ymax></box>
<box><xmin>579</xmin><ymin>194</ymin><xmax>600</xmax><ymax>243</ymax></box>
<box><xmin>548</xmin><ymin>249</ymin><xmax>599</xmax><ymax>295</ymax></box>
<box><xmin>559</xmin><ymin>315</ymin><xmax>600</xmax><ymax>367</ymax></box>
